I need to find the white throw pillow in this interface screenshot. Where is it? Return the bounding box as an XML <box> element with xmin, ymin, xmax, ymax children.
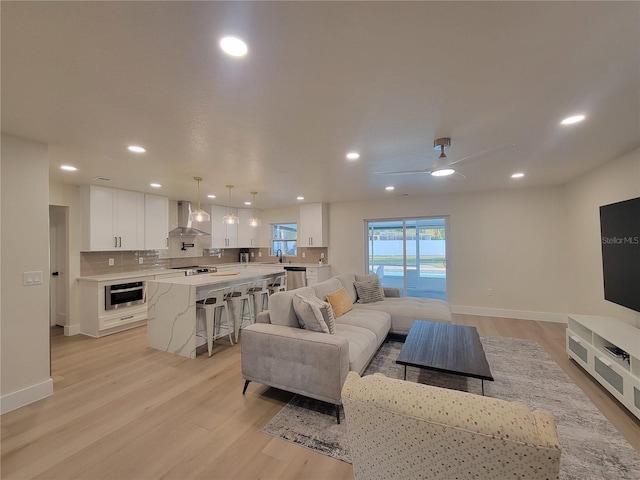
<box><xmin>292</xmin><ymin>294</ymin><xmax>330</xmax><ymax>334</ymax></box>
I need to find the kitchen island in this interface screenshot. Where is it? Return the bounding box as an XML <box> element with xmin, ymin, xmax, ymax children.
<box><xmin>147</xmin><ymin>266</ymin><xmax>285</xmax><ymax>358</ymax></box>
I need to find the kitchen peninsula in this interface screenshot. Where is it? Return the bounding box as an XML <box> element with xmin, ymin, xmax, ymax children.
<box><xmin>147</xmin><ymin>265</ymin><xmax>285</xmax><ymax>358</ymax></box>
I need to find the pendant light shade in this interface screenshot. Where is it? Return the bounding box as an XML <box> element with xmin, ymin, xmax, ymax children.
<box><xmin>223</xmin><ymin>185</ymin><xmax>239</xmax><ymax>225</ymax></box>
<box><xmin>189</xmin><ymin>177</ymin><xmax>211</xmax><ymax>223</ymax></box>
<box><xmin>248</xmin><ymin>191</ymin><xmax>261</xmax><ymax>227</ymax></box>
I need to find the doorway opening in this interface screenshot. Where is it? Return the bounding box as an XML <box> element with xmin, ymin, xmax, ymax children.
<box><xmin>49</xmin><ymin>205</ymin><xmax>69</xmax><ymax>329</ymax></box>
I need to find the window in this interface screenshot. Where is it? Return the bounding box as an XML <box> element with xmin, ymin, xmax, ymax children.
<box><xmin>271</xmin><ymin>223</ymin><xmax>298</xmax><ymax>256</ymax></box>
<box><xmin>365</xmin><ymin>217</ymin><xmax>448</xmax><ymax>300</ymax></box>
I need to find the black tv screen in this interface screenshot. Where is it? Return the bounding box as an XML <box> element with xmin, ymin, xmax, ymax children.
<box><xmin>600</xmin><ymin>197</ymin><xmax>640</xmax><ymax>313</ymax></box>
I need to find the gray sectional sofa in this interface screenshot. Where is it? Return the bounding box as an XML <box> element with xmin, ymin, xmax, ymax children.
<box><xmin>240</xmin><ymin>272</ymin><xmax>452</xmax><ymax>422</ymax></box>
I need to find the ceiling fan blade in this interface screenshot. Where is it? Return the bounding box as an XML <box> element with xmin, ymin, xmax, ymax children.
<box><xmin>446</xmin><ymin>143</ymin><xmax>515</xmax><ymax>167</ymax></box>
<box><xmin>373</xmin><ymin>169</ymin><xmax>431</xmax><ymax>175</ymax></box>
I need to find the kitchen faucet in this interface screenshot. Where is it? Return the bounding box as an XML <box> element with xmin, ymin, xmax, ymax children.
<box><xmin>276</xmin><ymin>249</ymin><xmax>283</xmax><ymax>263</ymax></box>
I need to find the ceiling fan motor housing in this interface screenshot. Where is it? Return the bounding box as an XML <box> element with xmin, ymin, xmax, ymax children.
<box><xmin>434</xmin><ymin>137</ymin><xmax>451</xmax><ymax>150</ymax></box>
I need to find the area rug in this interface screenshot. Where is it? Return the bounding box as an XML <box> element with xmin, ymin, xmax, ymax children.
<box><xmin>262</xmin><ymin>336</ymin><xmax>640</xmax><ymax>479</ymax></box>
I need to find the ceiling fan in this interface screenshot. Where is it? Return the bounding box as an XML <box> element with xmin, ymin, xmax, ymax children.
<box><xmin>374</xmin><ymin>138</ymin><xmax>515</xmax><ymax>177</ymax></box>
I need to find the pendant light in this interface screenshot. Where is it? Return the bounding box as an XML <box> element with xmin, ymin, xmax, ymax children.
<box><xmin>248</xmin><ymin>191</ymin><xmax>261</xmax><ymax>227</ymax></box>
<box><xmin>189</xmin><ymin>177</ymin><xmax>211</xmax><ymax>223</ymax></box>
<box><xmin>222</xmin><ymin>185</ymin><xmax>239</xmax><ymax>225</ymax></box>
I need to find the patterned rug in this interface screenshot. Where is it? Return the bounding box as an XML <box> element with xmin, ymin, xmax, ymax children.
<box><xmin>262</xmin><ymin>336</ymin><xmax>640</xmax><ymax>479</ymax></box>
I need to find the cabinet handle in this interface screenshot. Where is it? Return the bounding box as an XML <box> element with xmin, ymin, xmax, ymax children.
<box><xmin>119</xmin><ymin>237</ymin><xmax>122</xmax><ymax>247</ymax></box>
<box><xmin>166</xmin><ymin>237</ymin><xmax>169</xmax><ymax>247</ymax></box>
<box><xmin>115</xmin><ymin>237</ymin><xmax>118</xmax><ymax>248</ymax></box>
<box><xmin>570</xmin><ymin>335</ymin><xmax>581</xmax><ymax>345</ymax></box>
<box><xmin>120</xmin><ymin>315</ymin><xmax>134</xmax><ymax>321</ymax></box>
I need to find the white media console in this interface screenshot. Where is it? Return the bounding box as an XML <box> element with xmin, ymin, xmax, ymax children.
<box><xmin>566</xmin><ymin>314</ymin><xmax>640</xmax><ymax>420</ymax></box>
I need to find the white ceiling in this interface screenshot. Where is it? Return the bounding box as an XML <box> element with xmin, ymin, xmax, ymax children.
<box><xmin>2</xmin><ymin>1</ymin><xmax>639</xmax><ymax>209</ymax></box>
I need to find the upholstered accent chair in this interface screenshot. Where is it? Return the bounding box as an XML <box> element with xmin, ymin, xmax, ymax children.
<box><xmin>342</xmin><ymin>372</ymin><xmax>562</xmax><ymax>480</ymax></box>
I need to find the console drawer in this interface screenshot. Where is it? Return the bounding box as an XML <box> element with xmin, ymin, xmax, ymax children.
<box><xmin>595</xmin><ymin>356</ymin><xmax>623</xmax><ymax>394</ymax></box>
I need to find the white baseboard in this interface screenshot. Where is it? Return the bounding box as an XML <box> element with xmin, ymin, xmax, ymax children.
<box><xmin>64</xmin><ymin>323</ymin><xmax>81</xmax><ymax>336</ymax></box>
<box><xmin>451</xmin><ymin>305</ymin><xmax>568</xmax><ymax>323</ymax></box>
<box><xmin>1</xmin><ymin>378</ymin><xmax>53</xmax><ymax>414</ymax></box>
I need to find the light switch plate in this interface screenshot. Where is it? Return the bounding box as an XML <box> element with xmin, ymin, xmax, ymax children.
<box><xmin>139</xmin><ymin>257</ymin><xmax>144</xmax><ymax>264</ymax></box>
<box><xmin>23</xmin><ymin>271</ymin><xmax>43</xmax><ymax>285</ymax></box>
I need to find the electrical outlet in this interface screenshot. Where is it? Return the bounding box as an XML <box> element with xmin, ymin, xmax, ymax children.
<box><xmin>320</xmin><ymin>252</ymin><xmax>325</xmax><ymax>259</ymax></box>
<box><xmin>139</xmin><ymin>257</ymin><xmax>144</xmax><ymax>265</ymax></box>
<box><xmin>108</xmin><ymin>258</ymin><xmax>114</xmax><ymax>266</ymax></box>
<box><xmin>258</xmin><ymin>252</ymin><xmax>262</xmax><ymax>257</ymax></box>
<box><xmin>251</xmin><ymin>252</ymin><xmax>255</xmax><ymax>258</ymax></box>
<box><xmin>218</xmin><ymin>253</ymin><xmax>222</xmax><ymax>258</ymax></box>
<box><xmin>487</xmin><ymin>288</ymin><xmax>493</xmax><ymax>296</ymax></box>
<box><xmin>302</xmin><ymin>252</ymin><xmax>306</xmax><ymax>258</ymax></box>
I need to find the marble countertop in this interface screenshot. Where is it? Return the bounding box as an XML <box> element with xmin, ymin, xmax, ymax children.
<box><xmin>149</xmin><ymin>267</ymin><xmax>285</xmax><ymax>287</ymax></box>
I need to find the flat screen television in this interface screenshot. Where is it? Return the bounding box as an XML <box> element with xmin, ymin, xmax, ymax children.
<box><xmin>599</xmin><ymin>196</ymin><xmax>640</xmax><ymax>313</ymax></box>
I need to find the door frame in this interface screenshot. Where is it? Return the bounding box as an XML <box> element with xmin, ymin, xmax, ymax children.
<box><xmin>49</xmin><ymin>205</ymin><xmax>69</xmax><ymax>327</ymax></box>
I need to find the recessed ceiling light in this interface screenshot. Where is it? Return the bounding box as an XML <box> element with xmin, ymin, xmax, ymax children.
<box><xmin>128</xmin><ymin>145</ymin><xmax>146</xmax><ymax>153</ymax></box>
<box><xmin>560</xmin><ymin>114</ymin><xmax>585</xmax><ymax>125</ymax></box>
<box><xmin>511</xmin><ymin>173</ymin><xmax>525</xmax><ymax>179</ymax></box>
<box><xmin>385</xmin><ymin>186</ymin><xmax>395</xmax><ymax>191</ymax></box>
<box><xmin>346</xmin><ymin>152</ymin><xmax>360</xmax><ymax>160</ymax></box>
<box><xmin>220</xmin><ymin>36</ymin><xmax>248</xmax><ymax>57</ymax></box>
<box><xmin>297</xmin><ymin>196</ymin><xmax>305</xmax><ymax>201</ymax></box>
<box><xmin>60</xmin><ymin>165</ymin><xmax>77</xmax><ymax>171</ymax></box>
<box><xmin>207</xmin><ymin>194</ymin><xmax>216</xmax><ymax>199</ymax></box>
<box><xmin>431</xmin><ymin>169</ymin><xmax>455</xmax><ymax>177</ymax></box>
<box><xmin>150</xmin><ymin>183</ymin><xmax>162</xmax><ymax>188</ymax></box>
<box><xmin>244</xmin><ymin>201</ymin><xmax>252</xmax><ymax>206</ymax></box>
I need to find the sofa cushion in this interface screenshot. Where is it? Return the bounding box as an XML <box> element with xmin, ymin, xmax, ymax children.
<box><xmin>353</xmin><ymin>278</ymin><xmax>385</xmax><ymax>303</ymax></box>
<box><xmin>335</xmin><ymin>272</ymin><xmax>357</xmax><ymax>303</ymax></box>
<box><xmin>353</xmin><ymin>297</ymin><xmax>451</xmax><ymax>334</ymax></box>
<box><xmin>334</xmin><ymin>324</ymin><xmax>378</xmax><ymax>374</ymax></box>
<box><xmin>326</xmin><ymin>287</ymin><xmax>354</xmax><ymax>317</ymax></box>
<box><xmin>336</xmin><ymin>309</ymin><xmax>390</xmax><ymax>347</ymax></box>
<box><xmin>292</xmin><ymin>294</ymin><xmax>330</xmax><ymax>334</ymax></box>
<box><xmin>268</xmin><ymin>286</ymin><xmax>316</xmax><ymax>327</ymax></box>
<box><xmin>312</xmin><ymin>278</ymin><xmax>343</xmax><ymax>302</ymax></box>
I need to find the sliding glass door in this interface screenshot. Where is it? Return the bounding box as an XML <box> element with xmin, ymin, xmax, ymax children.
<box><xmin>366</xmin><ymin>217</ymin><xmax>448</xmax><ymax>300</ymax></box>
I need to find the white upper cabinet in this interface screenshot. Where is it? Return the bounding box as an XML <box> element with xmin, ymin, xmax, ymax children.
<box><xmin>81</xmin><ymin>185</ymin><xmax>144</xmax><ymax>251</ymax></box>
<box><xmin>210</xmin><ymin>205</ymin><xmax>238</xmax><ymax>248</ymax></box>
<box><xmin>299</xmin><ymin>203</ymin><xmax>329</xmax><ymax>247</ymax></box>
<box><xmin>144</xmin><ymin>193</ymin><xmax>169</xmax><ymax>250</ymax></box>
<box><xmin>237</xmin><ymin>208</ymin><xmax>261</xmax><ymax>247</ymax></box>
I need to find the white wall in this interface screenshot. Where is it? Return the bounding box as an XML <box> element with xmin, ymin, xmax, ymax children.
<box><xmin>565</xmin><ymin>147</ymin><xmax>640</xmax><ymax>327</ymax></box>
<box><xmin>329</xmin><ymin>186</ymin><xmax>569</xmax><ymax>320</ymax></box>
<box><xmin>49</xmin><ymin>182</ymin><xmax>82</xmax><ymax>333</ymax></box>
<box><xmin>1</xmin><ymin>134</ymin><xmax>53</xmax><ymax>413</ymax></box>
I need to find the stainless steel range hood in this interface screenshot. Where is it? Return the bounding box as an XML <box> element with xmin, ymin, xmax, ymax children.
<box><xmin>169</xmin><ymin>201</ymin><xmax>210</xmax><ymax>237</ymax></box>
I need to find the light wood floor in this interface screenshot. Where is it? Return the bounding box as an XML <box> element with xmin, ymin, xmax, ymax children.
<box><xmin>2</xmin><ymin>315</ymin><xmax>639</xmax><ymax>479</ymax></box>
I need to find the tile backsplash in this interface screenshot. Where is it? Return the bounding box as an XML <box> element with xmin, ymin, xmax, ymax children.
<box><xmin>80</xmin><ymin>244</ymin><xmax>328</xmax><ymax>276</ymax></box>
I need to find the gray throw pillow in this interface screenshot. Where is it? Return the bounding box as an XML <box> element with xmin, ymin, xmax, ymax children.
<box><xmin>292</xmin><ymin>294</ymin><xmax>330</xmax><ymax>333</ymax></box>
<box><xmin>353</xmin><ymin>278</ymin><xmax>385</xmax><ymax>303</ymax></box>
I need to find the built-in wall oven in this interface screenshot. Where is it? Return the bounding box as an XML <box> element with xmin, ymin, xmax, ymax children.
<box><xmin>105</xmin><ymin>281</ymin><xmax>146</xmax><ymax>310</ymax></box>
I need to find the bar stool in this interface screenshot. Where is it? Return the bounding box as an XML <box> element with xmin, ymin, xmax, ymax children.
<box><xmin>195</xmin><ymin>287</ymin><xmax>233</xmax><ymax>357</ymax></box>
<box><xmin>248</xmin><ymin>279</ymin><xmax>270</xmax><ymax>314</ymax></box>
<box><xmin>268</xmin><ymin>274</ymin><xmax>287</xmax><ymax>294</ymax></box>
<box><xmin>225</xmin><ymin>282</ymin><xmax>255</xmax><ymax>342</ymax></box>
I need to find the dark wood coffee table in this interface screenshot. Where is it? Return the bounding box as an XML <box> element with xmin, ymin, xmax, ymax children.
<box><xmin>396</xmin><ymin>320</ymin><xmax>494</xmax><ymax>395</ymax></box>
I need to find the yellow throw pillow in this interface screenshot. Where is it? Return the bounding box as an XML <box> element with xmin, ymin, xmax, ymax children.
<box><xmin>325</xmin><ymin>287</ymin><xmax>353</xmax><ymax>317</ymax></box>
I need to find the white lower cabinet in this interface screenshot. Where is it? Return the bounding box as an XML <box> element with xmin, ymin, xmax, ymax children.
<box><xmin>305</xmin><ymin>265</ymin><xmax>331</xmax><ymax>286</ymax></box>
<box><xmin>566</xmin><ymin>314</ymin><xmax>640</xmax><ymax>419</ymax></box>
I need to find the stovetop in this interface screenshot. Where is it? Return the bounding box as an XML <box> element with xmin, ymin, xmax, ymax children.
<box><xmin>170</xmin><ymin>266</ymin><xmax>218</xmax><ymax>276</ymax></box>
